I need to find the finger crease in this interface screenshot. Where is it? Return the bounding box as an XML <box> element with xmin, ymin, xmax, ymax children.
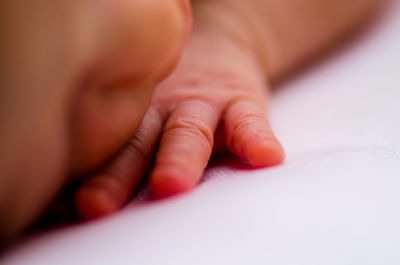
<box><xmin>165</xmin><ymin>118</ymin><xmax>214</xmax><ymax>149</ymax></box>
<box><xmin>232</xmin><ymin>113</ymin><xmax>266</xmax><ymax>132</ymax></box>
<box><xmin>125</xmin><ymin>139</ymin><xmax>148</xmax><ymax>166</ymax></box>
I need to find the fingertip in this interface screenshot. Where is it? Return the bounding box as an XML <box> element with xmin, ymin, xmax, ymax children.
<box><xmin>151</xmin><ymin>168</ymin><xmax>195</xmax><ymax>198</ymax></box>
<box><xmin>75</xmin><ymin>184</ymin><xmax>119</xmax><ymax>220</ymax></box>
<box><xmin>244</xmin><ymin>139</ymin><xmax>285</xmax><ymax>167</ymax></box>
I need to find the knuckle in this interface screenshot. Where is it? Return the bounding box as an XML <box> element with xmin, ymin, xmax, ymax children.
<box><xmin>232</xmin><ymin>112</ymin><xmax>266</xmax><ymax>131</ymax></box>
<box><xmin>125</xmin><ymin>137</ymin><xmax>148</xmax><ymax>165</ymax></box>
<box><xmin>100</xmin><ymin>141</ymin><xmax>145</xmax><ymax>180</ymax></box>
<box><xmin>165</xmin><ymin>116</ymin><xmax>214</xmax><ymax>149</ymax></box>
<box><xmin>179</xmin><ymin>68</ymin><xmax>258</xmax><ymax>93</ymax></box>
<box><xmin>91</xmin><ymin>170</ymin><xmax>122</xmax><ymax>192</ymax></box>
<box><xmin>228</xmin><ymin>97</ymin><xmax>267</xmax><ymax>130</ymax></box>
<box><xmin>227</xmin><ymin>112</ymin><xmax>260</xmax><ymax>148</ymax></box>
<box><xmin>225</xmin><ymin>98</ymin><xmax>269</xmax><ymax>151</ymax></box>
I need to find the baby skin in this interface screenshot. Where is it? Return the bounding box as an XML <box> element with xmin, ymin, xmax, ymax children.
<box><xmin>0</xmin><ymin>0</ymin><xmax>379</xmax><ymax>242</ymax></box>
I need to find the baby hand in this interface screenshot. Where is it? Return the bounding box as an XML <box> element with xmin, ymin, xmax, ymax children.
<box><xmin>76</xmin><ymin>1</ymin><xmax>284</xmax><ymax>219</ymax></box>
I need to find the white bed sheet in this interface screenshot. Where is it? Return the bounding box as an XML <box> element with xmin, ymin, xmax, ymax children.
<box><xmin>2</xmin><ymin>1</ymin><xmax>400</xmax><ymax>264</ymax></box>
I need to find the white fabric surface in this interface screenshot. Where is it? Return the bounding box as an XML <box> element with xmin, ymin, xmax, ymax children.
<box><xmin>2</xmin><ymin>1</ymin><xmax>400</xmax><ymax>264</ymax></box>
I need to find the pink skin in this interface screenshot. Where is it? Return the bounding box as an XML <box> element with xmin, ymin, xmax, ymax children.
<box><xmin>75</xmin><ymin>3</ymin><xmax>285</xmax><ymax>218</ymax></box>
<box><xmin>75</xmin><ymin>0</ymin><xmax>380</xmax><ymax>219</ymax></box>
<box><xmin>0</xmin><ymin>0</ymin><xmax>190</xmax><ymax>241</ymax></box>
<box><xmin>0</xmin><ymin>0</ymin><xmax>379</xmax><ymax>239</ymax></box>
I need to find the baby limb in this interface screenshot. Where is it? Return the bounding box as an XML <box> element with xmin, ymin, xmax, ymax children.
<box><xmin>0</xmin><ymin>0</ymin><xmax>190</xmax><ymax>242</ymax></box>
<box><xmin>75</xmin><ymin>0</ymin><xmax>381</xmax><ymax>218</ymax></box>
